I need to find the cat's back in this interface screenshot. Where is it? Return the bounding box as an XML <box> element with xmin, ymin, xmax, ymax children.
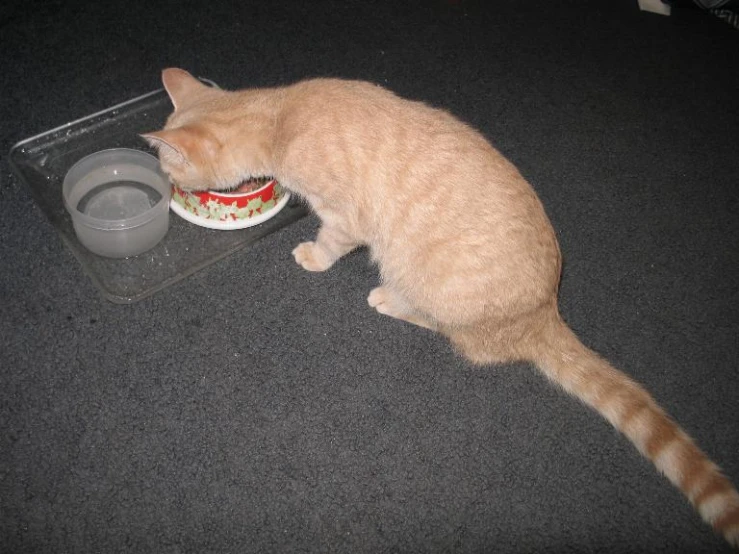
<box><xmin>279</xmin><ymin>78</ymin><xmax>463</xmax><ymax>136</ymax></box>
<box><xmin>285</xmin><ymin>78</ymin><xmax>402</xmax><ymax>109</ymax></box>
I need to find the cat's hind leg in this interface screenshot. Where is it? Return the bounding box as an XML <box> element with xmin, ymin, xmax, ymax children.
<box><xmin>367</xmin><ymin>286</ymin><xmax>436</xmax><ymax>331</ymax></box>
<box><xmin>292</xmin><ymin>224</ymin><xmax>359</xmax><ymax>272</ymax></box>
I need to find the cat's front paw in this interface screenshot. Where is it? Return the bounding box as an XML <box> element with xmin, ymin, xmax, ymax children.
<box><xmin>292</xmin><ymin>241</ymin><xmax>333</xmax><ymax>272</ymax></box>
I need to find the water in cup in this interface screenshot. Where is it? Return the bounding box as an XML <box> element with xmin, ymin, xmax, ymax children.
<box><xmin>76</xmin><ymin>180</ymin><xmax>162</xmax><ymax>220</ymax></box>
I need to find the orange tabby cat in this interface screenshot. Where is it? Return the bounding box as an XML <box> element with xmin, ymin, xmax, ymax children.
<box><xmin>143</xmin><ymin>68</ymin><xmax>739</xmax><ymax>547</ymax></box>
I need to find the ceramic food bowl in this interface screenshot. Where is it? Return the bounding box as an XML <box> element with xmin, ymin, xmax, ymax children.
<box><xmin>62</xmin><ymin>148</ymin><xmax>170</xmax><ymax>258</ymax></box>
<box><xmin>170</xmin><ymin>178</ymin><xmax>290</xmax><ymax>230</ymax></box>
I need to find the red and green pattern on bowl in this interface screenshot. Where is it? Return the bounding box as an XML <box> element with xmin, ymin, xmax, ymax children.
<box><xmin>172</xmin><ymin>180</ymin><xmax>285</xmax><ymax>221</ymax></box>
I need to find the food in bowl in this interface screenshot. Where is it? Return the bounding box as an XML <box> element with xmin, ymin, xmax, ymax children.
<box><xmin>225</xmin><ymin>176</ymin><xmax>273</xmax><ymax>194</ymax></box>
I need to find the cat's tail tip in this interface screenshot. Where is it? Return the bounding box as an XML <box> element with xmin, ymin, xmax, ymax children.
<box><xmin>713</xmin><ymin>499</ymin><xmax>739</xmax><ymax>547</ymax></box>
<box><xmin>533</xmin><ymin>317</ymin><xmax>739</xmax><ymax>549</ymax></box>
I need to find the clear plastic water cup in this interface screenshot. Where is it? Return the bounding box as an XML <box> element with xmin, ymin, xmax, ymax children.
<box><xmin>63</xmin><ymin>148</ymin><xmax>170</xmax><ymax>258</ymax></box>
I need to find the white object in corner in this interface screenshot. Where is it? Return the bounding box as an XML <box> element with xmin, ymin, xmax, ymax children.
<box><xmin>638</xmin><ymin>0</ymin><xmax>672</xmax><ymax>15</ymax></box>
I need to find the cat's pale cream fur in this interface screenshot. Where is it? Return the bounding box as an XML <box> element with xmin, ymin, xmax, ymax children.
<box><xmin>143</xmin><ymin>68</ymin><xmax>739</xmax><ymax>546</ymax></box>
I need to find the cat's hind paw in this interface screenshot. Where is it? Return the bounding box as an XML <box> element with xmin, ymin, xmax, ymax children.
<box><xmin>292</xmin><ymin>241</ymin><xmax>334</xmax><ymax>272</ymax></box>
<box><xmin>367</xmin><ymin>287</ymin><xmax>436</xmax><ymax>331</ymax></box>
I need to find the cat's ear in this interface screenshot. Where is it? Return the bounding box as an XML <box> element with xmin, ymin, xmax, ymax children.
<box><xmin>140</xmin><ymin>129</ymin><xmax>192</xmax><ymax>166</ymax></box>
<box><xmin>161</xmin><ymin>68</ymin><xmax>207</xmax><ymax>110</ymax></box>
<box><xmin>141</xmin><ymin>126</ymin><xmax>221</xmax><ymax>165</ymax></box>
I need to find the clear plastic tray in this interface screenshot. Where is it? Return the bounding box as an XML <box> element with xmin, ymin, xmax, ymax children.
<box><xmin>8</xmin><ymin>79</ymin><xmax>308</xmax><ymax>304</ymax></box>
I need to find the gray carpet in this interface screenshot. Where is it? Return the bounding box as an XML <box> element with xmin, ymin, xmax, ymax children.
<box><xmin>2</xmin><ymin>1</ymin><xmax>738</xmax><ymax>552</ymax></box>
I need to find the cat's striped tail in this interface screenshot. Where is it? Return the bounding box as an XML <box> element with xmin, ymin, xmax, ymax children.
<box><xmin>532</xmin><ymin>316</ymin><xmax>739</xmax><ymax>547</ymax></box>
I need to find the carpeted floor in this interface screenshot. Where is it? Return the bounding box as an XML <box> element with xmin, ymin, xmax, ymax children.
<box><xmin>1</xmin><ymin>1</ymin><xmax>738</xmax><ymax>552</ymax></box>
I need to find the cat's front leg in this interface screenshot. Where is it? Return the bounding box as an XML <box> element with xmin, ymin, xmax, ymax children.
<box><xmin>292</xmin><ymin>225</ymin><xmax>358</xmax><ymax>272</ymax></box>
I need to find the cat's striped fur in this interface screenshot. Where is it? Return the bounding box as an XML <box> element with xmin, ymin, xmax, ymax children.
<box><xmin>143</xmin><ymin>68</ymin><xmax>739</xmax><ymax>547</ymax></box>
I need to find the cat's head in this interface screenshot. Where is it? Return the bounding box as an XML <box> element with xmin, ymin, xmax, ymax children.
<box><xmin>141</xmin><ymin>68</ymin><xmax>272</xmax><ymax>192</ymax></box>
